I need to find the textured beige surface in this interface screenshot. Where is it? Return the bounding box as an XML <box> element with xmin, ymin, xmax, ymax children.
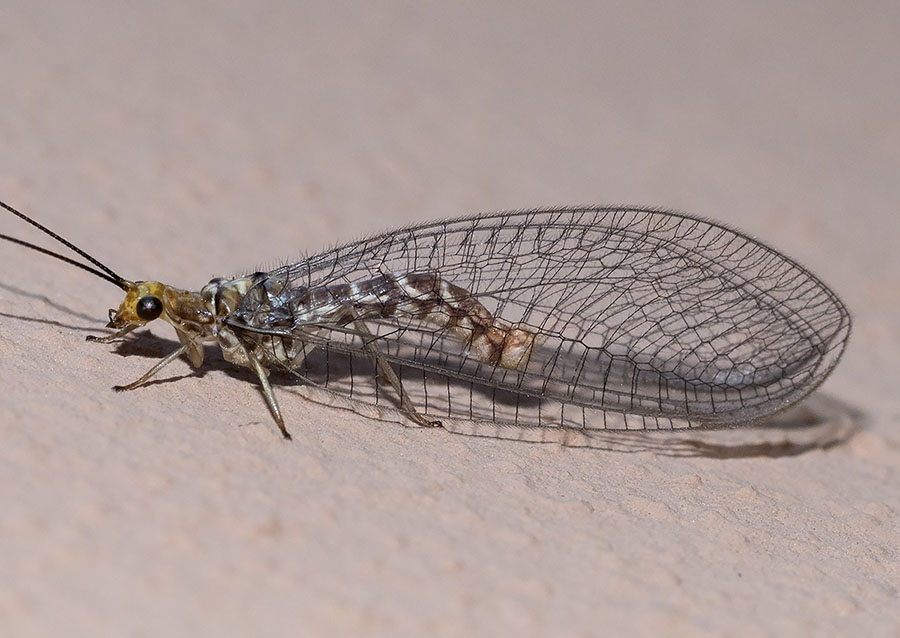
<box><xmin>1</xmin><ymin>2</ymin><xmax>898</xmax><ymax>636</ymax></box>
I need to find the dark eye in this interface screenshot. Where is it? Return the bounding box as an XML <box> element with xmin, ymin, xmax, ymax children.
<box><xmin>136</xmin><ymin>295</ymin><xmax>163</xmax><ymax>321</ymax></box>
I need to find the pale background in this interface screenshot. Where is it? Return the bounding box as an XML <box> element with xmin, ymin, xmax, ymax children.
<box><xmin>0</xmin><ymin>2</ymin><xmax>897</xmax><ymax>636</ymax></box>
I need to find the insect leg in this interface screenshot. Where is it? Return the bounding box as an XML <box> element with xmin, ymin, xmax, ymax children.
<box><xmin>218</xmin><ymin>327</ymin><xmax>292</xmax><ymax>440</ymax></box>
<box><xmin>113</xmin><ymin>344</ymin><xmax>188</xmax><ymax>391</ymax></box>
<box><xmin>86</xmin><ymin>324</ymin><xmax>138</xmax><ymax>343</ymax></box>
<box><xmin>246</xmin><ymin>353</ymin><xmax>292</xmax><ymax>440</ymax></box>
<box><xmin>350</xmin><ymin>315</ymin><xmax>441</xmax><ymax>428</ymax></box>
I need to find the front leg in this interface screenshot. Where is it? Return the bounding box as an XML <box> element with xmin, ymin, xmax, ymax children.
<box><xmin>113</xmin><ymin>345</ymin><xmax>188</xmax><ymax>391</ymax></box>
<box><xmin>86</xmin><ymin>324</ymin><xmax>138</xmax><ymax>343</ymax></box>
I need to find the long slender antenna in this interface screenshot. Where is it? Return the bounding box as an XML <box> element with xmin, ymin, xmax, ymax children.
<box><xmin>0</xmin><ymin>233</ymin><xmax>127</xmax><ymax>289</ymax></box>
<box><xmin>0</xmin><ymin>199</ymin><xmax>129</xmax><ymax>290</ymax></box>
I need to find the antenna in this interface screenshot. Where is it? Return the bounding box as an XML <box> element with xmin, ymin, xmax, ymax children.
<box><xmin>0</xmin><ymin>199</ymin><xmax>129</xmax><ymax>290</ymax></box>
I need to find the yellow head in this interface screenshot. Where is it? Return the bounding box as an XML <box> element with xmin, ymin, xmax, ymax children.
<box><xmin>107</xmin><ymin>281</ymin><xmax>168</xmax><ymax>329</ymax></box>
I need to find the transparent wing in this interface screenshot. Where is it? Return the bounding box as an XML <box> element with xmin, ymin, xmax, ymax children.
<box><xmin>231</xmin><ymin>207</ymin><xmax>850</xmax><ymax>431</ymax></box>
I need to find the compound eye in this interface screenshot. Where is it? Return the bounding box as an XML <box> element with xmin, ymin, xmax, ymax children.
<box><xmin>136</xmin><ymin>295</ymin><xmax>163</xmax><ymax>321</ymax></box>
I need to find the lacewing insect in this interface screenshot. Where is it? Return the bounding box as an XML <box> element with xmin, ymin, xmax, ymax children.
<box><xmin>0</xmin><ymin>199</ymin><xmax>850</xmax><ymax>440</ymax></box>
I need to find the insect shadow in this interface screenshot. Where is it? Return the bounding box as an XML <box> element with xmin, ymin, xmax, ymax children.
<box><xmin>242</xmin><ymin>334</ymin><xmax>863</xmax><ymax>459</ymax></box>
<box><xmin>3</xmin><ymin>303</ymin><xmax>862</xmax><ymax>459</ymax></box>
<box><xmin>0</xmin><ymin>281</ymin><xmax>100</xmax><ymax>327</ymax></box>
<box><xmin>435</xmin><ymin>393</ymin><xmax>864</xmax><ymax>459</ymax></box>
